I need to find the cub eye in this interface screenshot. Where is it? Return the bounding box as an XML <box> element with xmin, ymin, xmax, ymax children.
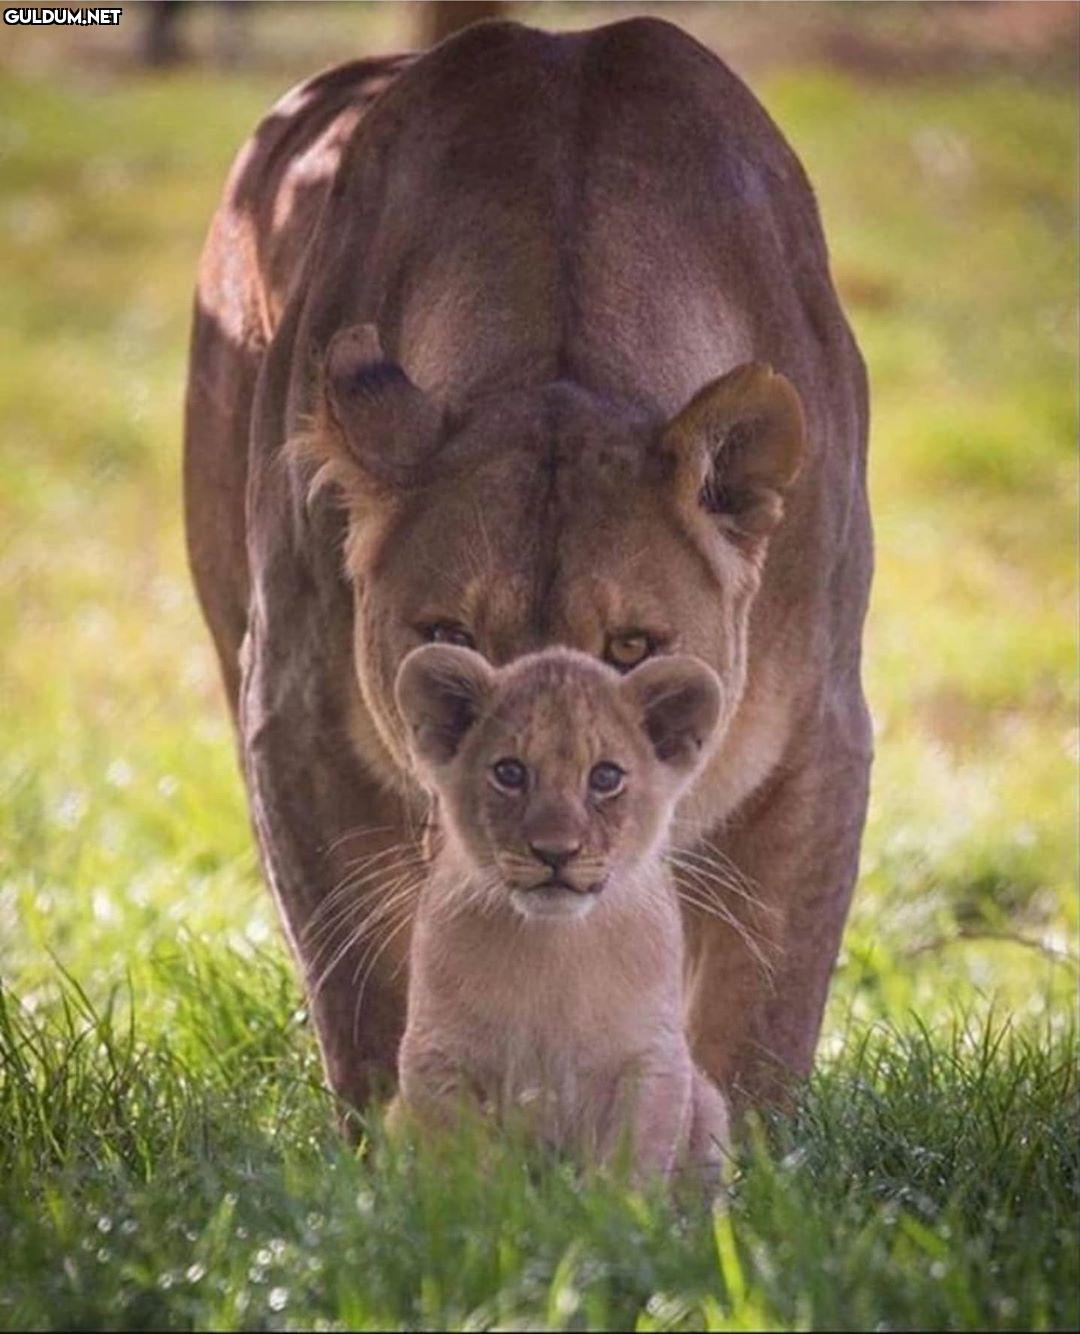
<box><xmin>427</xmin><ymin>622</ymin><xmax>475</xmax><ymax>649</ymax></box>
<box><xmin>605</xmin><ymin>632</ymin><xmax>653</xmax><ymax>672</ymax></box>
<box><xmin>588</xmin><ymin>762</ymin><xmax>625</xmax><ymax>797</ymax></box>
<box><xmin>492</xmin><ymin>758</ymin><xmax>528</xmax><ymax>792</ymax></box>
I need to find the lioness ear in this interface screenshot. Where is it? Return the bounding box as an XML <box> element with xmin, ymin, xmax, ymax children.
<box><xmin>663</xmin><ymin>362</ymin><xmax>805</xmax><ymax>539</ymax></box>
<box><xmin>395</xmin><ymin>644</ymin><xmax>495</xmax><ymax>768</ymax></box>
<box><xmin>308</xmin><ymin>323</ymin><xmax>442</xmax><ymax>499</ymax></box>
<box><xmin>621</xmin><ymin>655</ymin><xmax>723</xmax><ymax>776</ymax></box>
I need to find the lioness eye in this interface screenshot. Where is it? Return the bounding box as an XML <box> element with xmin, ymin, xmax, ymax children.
<box><xmin>492</xmin><ymin>758</ymin><xmax>527</xmax><ymax>791</ymax></box>
<box><xmin>588</xmin><ymin>762</ymin><xmax>625</xmax><ymax>796</ymax></box>
<box><xmin>605</xmin><ymin>632</ymin><xmax>652</xmax><ymax>671</ymax></box>
<box><xmin>428</xmin><ymin>622</ymin><xmax>475</xmax><ymax>649</ymax></box>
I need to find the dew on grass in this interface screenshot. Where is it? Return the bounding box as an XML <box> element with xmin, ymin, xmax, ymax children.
<box><xmin>55</xmin><ymin>790</ymin><xmax>87</xmax><ymax>829</ymax></box>
<box><xmin>186</xmin><ymin>1263</ymin><xmax>206</xmax><ymax>1284</ymax></box>
<box><xmin>645</xmin><ymin>1293</ymin><xmax>689</xmax><ymax>1324</ymax></box>
<box><xmin>92</xmin><ymin>889</ymin><xmax>118</xmax><ymax>923</ymax></box>
<box><xmin>552</xmin><ymin>1285</ymin><xmax>580</xmax><ymax>1320</ymax></box>
<box><xmin>245</xmin><ymin>918</ymin><xmax>270</xmax><ymax>944</ymax></box>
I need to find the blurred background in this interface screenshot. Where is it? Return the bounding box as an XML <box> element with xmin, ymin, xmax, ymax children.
<box><xmin>1</xmin><ymin>1</ymin><xmax>1076</xmax><ymax>1034</ymax></box>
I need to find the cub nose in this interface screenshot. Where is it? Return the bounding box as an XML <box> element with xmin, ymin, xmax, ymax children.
<box><xmin>528</xmin><ymin>838</ymin><xmax>582</xmax><ymax>872</ymax></box>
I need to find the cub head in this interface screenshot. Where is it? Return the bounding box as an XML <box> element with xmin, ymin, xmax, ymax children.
<box><xmin>303</xmin><ymin>323</ymin><xmax>805</xmax><ymax>801</ymax></box>
<box><xmin>395</xmin><ymin>645</ymin><xmax>723</xmax><ymax>921</ymax></box>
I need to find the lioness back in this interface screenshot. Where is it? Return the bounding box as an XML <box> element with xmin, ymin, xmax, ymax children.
<box><xmin>293</xmin><ymin>18</ymin><xmax>852</xmax><ymax>416</ymax></box>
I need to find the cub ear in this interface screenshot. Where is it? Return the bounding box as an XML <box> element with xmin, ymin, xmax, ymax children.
<box><xmin>621</xmin><ymin>655</ymin><xmax>723</xmax><ymax>776</ymax></box>
<box><xmin>663</xmin><ymin>362</ymin><xmax>806</xmax><ymax>540</ymax></box>
<box><xmin>305</xmin><ymin>323</ymin><xmax>443</xmax><ymax>501</ymax></box>
<box><xmin>395</xmin><ymin>644</ymin><xmax>495</xmax><ymax>768</ymax></box>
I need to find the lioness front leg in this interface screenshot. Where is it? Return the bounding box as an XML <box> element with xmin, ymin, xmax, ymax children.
<box><xmin>684</xmin><ymin>697</ymin><xmax>872</xmax><ymax>1109</ymax></box>
<box><xmin>242</xmin><ymin>644</ymin><xmax>416</xmax><ymax>1118</ymax></box>
<box><xmin>240</xmin><ymin>417</ymin><xmax>420</xmax><ymax>1118</ymax></box>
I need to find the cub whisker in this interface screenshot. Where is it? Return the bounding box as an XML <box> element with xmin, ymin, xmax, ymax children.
<box><xmin>666</xmin><ymin>857</ymin><xmax>777</xmax><ymax>980</ymax></box>
<box><xmin>321</xmin><ymin>823</ymin><xmax>402</xmax><ymax>856</ymax></box>
<box><xmin>305</xmin><ymin>848</ymin><xmax>425</xmax><ymax>937</ymax></box>
<box><xmin>309</xmin><ymin>872</ymin><xmax>421</xmax><ymax>996</ymax></box>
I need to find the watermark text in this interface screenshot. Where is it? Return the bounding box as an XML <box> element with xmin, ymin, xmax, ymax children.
<box><xmin>5</xmin><ymin>7</ymin><xmax>123</xmax><ymax>24</ymax></box>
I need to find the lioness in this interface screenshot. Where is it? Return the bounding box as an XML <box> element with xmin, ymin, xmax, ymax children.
<box><xmin>391</xmin><ymin>644</ymin><xmax>729</xmax><ymax>1180</ymax></box>
<box><xmin>184</xmin><ymin>18</ymin><xmax>872</xmax><ymax>1118</ymax></box>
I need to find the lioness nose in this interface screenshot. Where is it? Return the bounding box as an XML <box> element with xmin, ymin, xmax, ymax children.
<box><xmin>529</xmin><ymin>838</ymin><xmax>581</xmax><ymax>871</ymax></box>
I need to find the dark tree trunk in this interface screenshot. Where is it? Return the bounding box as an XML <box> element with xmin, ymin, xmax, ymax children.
<box><xmin>142</xmin><ymin>0</ymin><xmax>186</xmax><ymax>67</ymax></box>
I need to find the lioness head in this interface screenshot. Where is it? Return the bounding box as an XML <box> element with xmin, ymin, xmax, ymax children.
<box><xmin>395</xmin><ymin>645</ymin><xmax>722</xmax><ymax>920</ymax></box>
<box><xmin>304</xmin><ymin>324</ymin><xmax>804</xmax><ymax>794</ymax></box>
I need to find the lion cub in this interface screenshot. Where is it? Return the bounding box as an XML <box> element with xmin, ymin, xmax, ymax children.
<box><xmin>392</xmin><ymin>644</ymin><xmax>729</xmax><ymax>1183</ymax></box>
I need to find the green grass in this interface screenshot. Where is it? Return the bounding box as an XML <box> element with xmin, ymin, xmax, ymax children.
<box><xmin>2</xmin><ymin>956</ymin><xmax>1076</xmax><ymax>1331</ymax></box>
<box><xmin>0</xmin><ymin>19</ymin><xmax>1077</xmax><ymax>1333</ymax></box>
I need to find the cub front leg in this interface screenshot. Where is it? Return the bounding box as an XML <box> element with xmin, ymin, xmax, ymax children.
<box><xmin>602</xmin><ymin>1057</ymin><xmax>694</xmax><ymax>1184</ymax></box>
<box><xmin>396</xmin><ymin>1039</ymin><xmax>485</xmax><ymax>1134</ymax></box>
<box><xmin>686</xmin><ymin>1068</ymin><xmax>730</xmax><ymax>1188</ymax></box>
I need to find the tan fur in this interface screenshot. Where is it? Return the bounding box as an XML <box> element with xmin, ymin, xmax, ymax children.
<box><xmin>301</xmin><ymin>347</ymin><xmax>802</xmax><ymax>803</ymax></box>
<box><xmin>392</xmin><ymin>646</ymin><xmax>729</xmax><ymax>1182</ymax></box>
<box><xmin>184</xmin><ymin>19</ymin><xmax>872</xmax><ymax>1119</ymax></box>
